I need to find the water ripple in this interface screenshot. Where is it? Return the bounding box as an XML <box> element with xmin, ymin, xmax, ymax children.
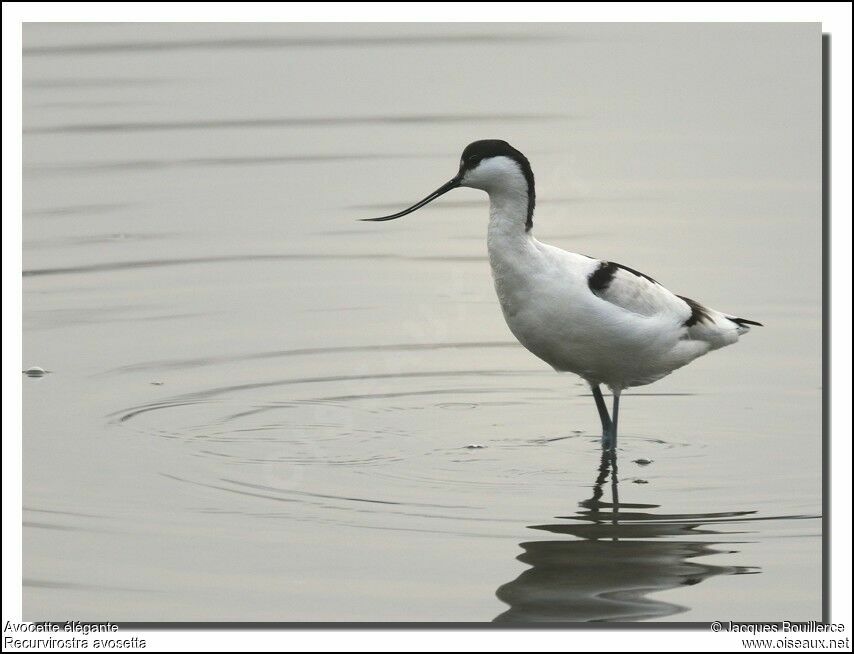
<box><xmin>24</xmin><ymin>33</ymin><xmax>569</xmax><ymax>57</ymax></box>
<box><xmin>109</xmin><ymin>341</ymin><xmax>519</xmax><ymax>374</ymax></box>
<box><xmin>112</xmin><ymin>369</ymin><xmax>541</xmax><ymax>423</ymax></box>
<box><xmin>24</xmin><ymin>153</ymin><xmax>445</xmax><ymax>176</ymax></box>
<box><xmin>24</xmin><ymin>202</ymin><xmax>132</xmax><ymax>218</ymax></box>
<box><xmin>25</xmin><ymin>113</ymin><xmax>568</xmax><ymax>135</ymax></box>
<box><xmin>23</xmin><ymin>253</ymin><xmax>485</xmax><ymax>278</ymax></box>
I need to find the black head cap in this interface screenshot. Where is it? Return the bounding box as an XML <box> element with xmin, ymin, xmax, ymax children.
<box><xmin>459</xmin><ymin>140</ymin><xmax>536</xmax><ymax>231</ymax></box>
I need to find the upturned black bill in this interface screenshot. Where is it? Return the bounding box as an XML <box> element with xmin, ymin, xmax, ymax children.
<box><xmin>361</xmin><ymin>176</ymin><xmax>461</xmax><ymax>222</ymax></box>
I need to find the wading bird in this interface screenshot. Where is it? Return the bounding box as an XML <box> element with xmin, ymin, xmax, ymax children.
<box><xmin>362</xmin><ymin>140</ymin><xmax>761</xmax><ymax>450</ymax></box>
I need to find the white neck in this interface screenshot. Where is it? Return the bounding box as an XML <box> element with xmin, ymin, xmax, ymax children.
<box><xmin>463</xmin><ymin>156</ymin><xmax>533</xmax><ymax>245</ymax></box>
<box><xmin>461</xmin><ymin>155</ymin><xmax>536</xmax><ymax>267</ymax></box>
<box><xmin>487</xmin><ymin>187</ymin><xmax>533</xmax><ymax>252</ymax></box>
<box><xmin>486</xmin><ymin>187</ymin><xmax>539</xmax><ymax>313</ymax></box>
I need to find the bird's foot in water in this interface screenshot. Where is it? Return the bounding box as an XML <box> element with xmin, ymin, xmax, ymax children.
<box><xmin>601</xmin><ymin>431</ymin><xmax>617</xmax><ymax>452</ymax></box>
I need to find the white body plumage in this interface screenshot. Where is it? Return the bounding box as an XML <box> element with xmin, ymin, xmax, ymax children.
<box><xmin>477</xmin><ymin>156</ymin><xmax>750</xmax><ymax>391</ymax></box>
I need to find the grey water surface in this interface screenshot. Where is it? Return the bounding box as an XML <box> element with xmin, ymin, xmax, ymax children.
<box><xmin>22</xmin><ymin>23</ymin><xmax>822</xmax><ymax>622</ymax></box>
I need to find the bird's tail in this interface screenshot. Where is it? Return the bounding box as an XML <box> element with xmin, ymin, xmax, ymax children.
<box><xmin>726</xmin><ymin>315</ymin><xmax>763</xmax><ymax>335</ymax></box>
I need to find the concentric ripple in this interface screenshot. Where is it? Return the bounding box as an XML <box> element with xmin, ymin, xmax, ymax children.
<box><xmin>109</xmin><ymin>340</ymin><xmax>728</xmax><ymax>540</ymax></box>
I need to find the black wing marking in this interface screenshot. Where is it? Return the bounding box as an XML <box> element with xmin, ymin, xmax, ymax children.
<box><xmin>587</xmin><ymin>261</ymin><xmax>618</xmax><ymax>292</ymax></box>
<box><xmin>676</xmin><ymin>295</ymin><xmax>713</xmax><ymax>327</ymax></box>
<box><xmin>587</xmin><ymin>260</ymin><xmax>692</xmax><ymax>322</ymax></box>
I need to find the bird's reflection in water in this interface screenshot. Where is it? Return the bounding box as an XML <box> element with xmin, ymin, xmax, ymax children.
<box><xmin>494</xmin><ymin>451</ymin><xmax>758</xmax><ymax>622</ymax></box>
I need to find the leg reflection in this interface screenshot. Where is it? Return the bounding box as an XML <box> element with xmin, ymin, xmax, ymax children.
<box><xmin>494</xmin><ymin>452</ymin><xmax>757</xmax><ymax>622</ymax></box>
<box><xmin>581</xmin><ymin>449</ymin><xmax>619</xmax><ymax>524</ymax></box>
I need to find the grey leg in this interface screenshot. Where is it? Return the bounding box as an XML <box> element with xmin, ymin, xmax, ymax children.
<box><xmin>591</xmin><ymin>384</ymin><xmax>612</xmax><ymax>448</ymax></box>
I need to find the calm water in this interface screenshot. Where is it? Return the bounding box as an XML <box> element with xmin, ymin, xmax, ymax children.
<box><xmin>22</xmin><ymin>23</ymin><xmax>822</xmax><ymax>622</ymax></box>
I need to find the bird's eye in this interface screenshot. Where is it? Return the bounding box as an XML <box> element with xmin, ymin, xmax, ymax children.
<box><xmin>468</xmin><ymin>155</ymin><xmax>480</xmax><ymax>165</ymax></box>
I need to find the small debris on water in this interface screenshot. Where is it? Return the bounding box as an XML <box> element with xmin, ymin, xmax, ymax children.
<box><xmin>23</xmin><ymin>366</ymin><xmax>47</xmax><ymax>377</ymax></box>
<box><xmin>632</xmin><ymin>479</ymin><xmax>649</xmax><ymax>484</ymax></box>
<box><xmin>150</xmin><ymin>381</ymin><xmax>164</xmax><ymax>386</ymax></box>
<box><xmin>465</xmin><ymin>444</ymin><xmax>486</xmax><ymax>449</ymax></box>
<box><xmin>572</xmin><ymin>429</ymin><xmax>583</xmax><ymax>434</ymax></box>
<box><xmin>633</xmin><ymin>458</ymin><xmax>653</xmax><ymax>466</ymax></box>
<box><xmin>440</xmin><ymin>402</ymin><xmax>477</xmax><ymax>410</ymax></box>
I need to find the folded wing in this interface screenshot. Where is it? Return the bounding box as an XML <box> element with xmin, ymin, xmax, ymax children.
<box><xmin>587</xmin><ymin>260</ymin><xmax>696</xmax><ymax>325</ymax></box>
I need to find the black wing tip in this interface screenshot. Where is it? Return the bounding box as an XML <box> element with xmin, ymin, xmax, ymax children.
<box><xmin>677</xmin><ymin>295</ymin><xmax>712</xmax><ymax>327</ymax></box>
<box><xmin>731</xmin><ymin>317</ymin><xmax>763</xmax><ymax>327</ymax></box>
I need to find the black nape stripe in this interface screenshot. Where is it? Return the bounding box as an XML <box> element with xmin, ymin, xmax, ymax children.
<box><xmin>677</xmin><ymin>295</ymin><xmax>712</xmax><ymax>327</ymax></box>
<box><xmin>460</xmin><ymin>140</ymin><xmax>535</xmax><ymax>231</ymax></box>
